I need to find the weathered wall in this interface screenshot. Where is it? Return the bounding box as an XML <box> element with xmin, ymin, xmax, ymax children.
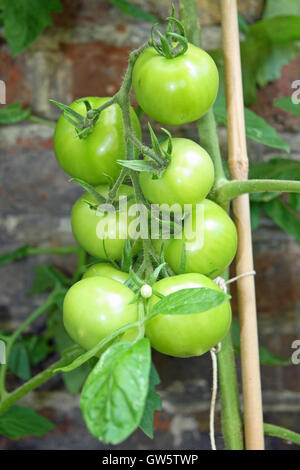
<box><xmin>0</xmin><ymin>0</ymin><xmax>300</xmax><ymax>450</ymax></box>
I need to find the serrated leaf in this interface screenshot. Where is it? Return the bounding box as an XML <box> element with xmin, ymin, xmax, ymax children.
<box><xmin>274</xmin><ymin>97</ymin><xmax>300</xmax><ymax>117</ymax></box>
<box><xmin>148</xmin><ymin>287</ymin><xmax>230</xmax><ymax>319</ymax></box>
<box><xmin>211</xmin><ymin>15</ymin><xmax>300</xmax><ymax>105</ymax></box>
<box><xmin>256</xmin><ymin>43</ymin><xmax>300</xmax><ymax>88</ymax></box>
<box><xmin>107</xmin><ymin>0</ymin><xmax>157</xmax><ymax>23</ymax></box>
<box><xmin>80</xmin><ymin>339</ymin><xmax>151</xmax><ymax>444</ymax></box>
<box><xmin>0</xmin><ymin>406</ymin><xmax>55</xmax><ymax>439</ymax></box>
<box><xmin>0</xmin><ymin>245</ymin><xmax>30</xmax><ymax>266</ymax></box>
<box><xmin>214</xmin><ymin>94</ymin><xmax>290</xmax><ymax>152</ymax></box>
<box><xmin>263</xmin><ymin>198</ymin><xmax>300</xmax><ymax>243</ymax></box>
<box><xmin>232</xmin><ymin>319</ymin><xmax>292</xmax><ymax>366</ymax></box>
<box><xmin>0</xmin><ymin>103</ymin><xmax>30</xmax><ymax>124</ymax></box>
<box><xmin>139</xmin><ymin>362</ymin><xmax>162</xmax><ymax>439</ymax></box>
<box><xmin>3</xmin><ymin>0</ymin><xmax>62</xmax><ymax>56</ymax></box>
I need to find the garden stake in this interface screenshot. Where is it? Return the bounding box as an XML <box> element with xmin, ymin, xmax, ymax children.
<box><xmin>220</xmin><ymin>0</ymin><xmax>265</xmax><ymax>450</ymax></box>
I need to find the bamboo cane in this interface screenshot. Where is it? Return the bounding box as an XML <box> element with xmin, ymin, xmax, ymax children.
<box><xmin>220</xmin><ymin>0</ymin><xmax>264</xmax><ymax>449</ymax></box>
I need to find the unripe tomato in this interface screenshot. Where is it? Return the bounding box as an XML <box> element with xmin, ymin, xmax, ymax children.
<box><xmin>146</xmin><ymin>273</ymin><xmax>231</xmax><ymax>357</ymax></box>
<box><xmin>63</xmin><ymin>277</ymin><xmax>138</xmax><ymax>351</ymax></box>
<box><xmin>82</xmin><ymin>263</ymin><xmax>129</xmax><ymax>283</ymax></box>
<box><xmin>53</xmin><ymin>97</ymin><xmax>141</xmax><ymax>184</ymax></box>
<box><xmin>132</xmin><ymin>44</ymin><xmax>219</xmax><ymax>125</ymax></box>
<box><xmin>153</xmin><ymin>199</ymin><xmax>237</xmax><ymax>279</ymax></box>
<box><xmin>139</xmin><ymin>138</ymin><xmax>214</xmax><ymax>207</ymax></box>
<box><xmin>71</xmin><ymin>184</ymin><xmax>137</xmax><ymax>261</ymax></box>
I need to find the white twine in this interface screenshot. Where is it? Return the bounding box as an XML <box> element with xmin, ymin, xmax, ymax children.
<box><xmin>209</xmin><ymin>270</ymin><xmax>256</xmax><ymax>451</ymax></box>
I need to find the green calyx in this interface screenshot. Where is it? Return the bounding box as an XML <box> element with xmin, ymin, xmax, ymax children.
<box><xmin>118</xmin><ymin>123</ymin><xmax>172</xmax><ymax>177</ymax></box>
<box><xmin>150</xmin><ymin>7</ymin><xmax>188</xmax><ymax>59</ymax></box>
<box><xmin>50</xmin><ymin>99</ymin><xmax>100</xmax><ymax>139</ymax></box>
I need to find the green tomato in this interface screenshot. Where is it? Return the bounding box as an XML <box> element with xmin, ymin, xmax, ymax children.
<box><xmin>139</xmin><ymin>138</ymin><xmax>214</xmax><ymax>207</ymax></box>
<box><xmin>53</xmin><ymin>97</ymin><xmax>141</xmax><ymax>184</ymax></box>
<box><xmin>71</xmin><ymin>184</ymin><xmax>137</xmax><ymax>261</ymax></box>
<box><xmin>63</xmin><ymin>277</ymin><xmax>138</xmax><ymax>351</ymax></box>
<box><xmin>82</xmin><ymin>263</ymin><xmax>129</xmax><ymax>284</ymax></box>
<box><xmin>132</xmin><ymin>44</ymin><xmax>219</xmax><ymax>125</ymax></box>
<box><xmin>154</xmin><ymin>199</ymin><xmax>237</xmax><ymax>279</ymax></box>
<box><xmin>146</xmin><ymin>273</ymin><xmax>231</xmax><ymax>357</ymax></box>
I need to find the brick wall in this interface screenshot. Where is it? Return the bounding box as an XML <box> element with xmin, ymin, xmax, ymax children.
<box><xmin>0</xmin><ymin>0</ymin><xmax>300</xmax><ymax>450</ymax></box>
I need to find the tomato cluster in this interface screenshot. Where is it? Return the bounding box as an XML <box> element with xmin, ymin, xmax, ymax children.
<box><xmin>54</xmin><ymin>38</ymin><xmax>236</xmax><ymax>358</ymax></box>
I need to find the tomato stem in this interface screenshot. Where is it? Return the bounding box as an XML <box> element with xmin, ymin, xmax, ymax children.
<box><xmin>0</xmin><ymin>291</ymin><xmax>58</xmax><ymax>400</ymax></box>
<box><xmin>0</xmin><ymin>346</ymin><xmax>83</xmax><ymax>416</ymax></box>
<box><xmin>214</xmin><ymin>179</ymin><xmax>300</xmax><ymax>205</ymax></box>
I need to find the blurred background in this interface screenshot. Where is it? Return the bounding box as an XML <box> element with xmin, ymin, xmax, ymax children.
<box><xmin>0</xmin><ymin>0</ymin><xmax>300</xmax><ymax>450</ymax></box>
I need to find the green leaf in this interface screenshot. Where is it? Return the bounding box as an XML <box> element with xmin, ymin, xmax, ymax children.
<box><xmin>62</xmin><ymin>362</ymin><xmax>92</xmax><ymax>395</ymax></box>
<box><xmin>250</xmin><ymin>16</ymin><xmax>300</xmax><ymax>46</ymax></box>
<box><xmin>80</xmin><ymin>339</ymin><xmax>151</xmax><ymax>444</ymax></box>
<box><xmin>289</xmin><ymin>193</ymin><xmax>300</xmax><ymax>211</ymax></box>
<box><xmin>0</xmin><ymin>102</ymin><xmax>30</xmax><ymax>124</ymax></box>
<box><xmin>0</xmin><ymin>245</ymin><xmax>30</xmax><ymax>266</ymax></box>
<box><xmin>0</xmin><ymin>406</ymin><xmax>55</xmax><ymax>439</ymax></box>
<box><xmin>107</xmin><ymin>0</ymin><xmax>157</xmax><ymax>23</ymax></box>
<box><xmin>249</xmin><ymin>157</ymin><xmax>300</xmax><ymax>202</ymax></box>
<box><xmin>29</xmin><ymin>265</ymin><xmax>69</xmax><ymax>295</ymax></box>
<box><xmin>24</xmin><ymin>336</ymin><xmax>50</xmax><ymax>365</ymax></box>
<box><xmin>3</xmin><ymin>0</ymin><xmax>62</xmax><ymax>56</ymax></box>
<box><xmin>250</xmin><ymin>202</ymin><xmax>262</xmax><ymax>231</ymax></box>
<box><xmin>214</xmin><ymin>94</ymin><xmax>289</xmax><ymax>152</ymax></box>
<box><xmin>263</xmin><ymin>0</ymin><xmax>300</xmax><ymax>19</ymax></box>
<box><xmin>274</xmin><ymin>97</ymin><xmax>300</xmax><ymax>117</ymax></box>
<box><xmin>148</xmin><ymin>287</ymin><xmax>230</xmax><ymax>319</ymax></box>
<box><xmin>243</xmin><ymin>16</ymin><xmax>300</xmax><ymax>103</ymax></box>
<box><xmin>232</xmin><ymin>319</ymin><xmax>292</xmax><ymax>366</ymax></box>
<box><xmin>211</xmin><ymin>15</ymin><xmax>300</xmax><ymax>105</ymax></box>
<box><xmin>249</xmin><ymin>158</ymin><xmax>300</xmax><ymax>180</ymax></box>
<box><xmin>117</xmin><ymin>159</ymin><xmax>161</xmax><ymax>173</ymax></box>
<box><xmin>263</xmin><ymin>198</ymin><xmax>300</xmax><ymax>243</ymax></box>
<box><xmin>256</xmin><ymin>43</ymin><xmax>300</xmax><ymax>88</ymax></box>
<box><xmin>139</xmin><ymin>363</ymin><xmax>162</xmax><ymax>439</ymax></box>
<box><xmin>48</xmin><ymin>307</ymin><xmax>90</xmax><ymax>392</ymax></box>
<box><xmin>238</xmin><ymin>13</ymin><xmax>250</xmax><ymax>34</ymax></box>
<box><xmin>8</xmin><ymin>341</ymin><xmax>31</xmax><ymax>380</ymax></box>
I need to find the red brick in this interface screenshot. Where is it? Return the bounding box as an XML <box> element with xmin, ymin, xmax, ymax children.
<box><xmin>0</xmin><ymin>49</ymin><xmax>31</xmax><ymax>106</ymax></box>
<box><xmin>52</xmin><ymin>0</ymin><xmax>113</xmax><ymax>27</ymax></box>
<box><xmin>153</xmin><ymin>410</ymin><xmax>172</xmax><ymax>432</ymax></box>
<box><xmin>60</xmin><ymin>42</ymin><xmax>132</xmax><ymax>99</ymax></box>
<box><xmin>230</xmin><ymin>251</ymin><xmax>300</xmax><ymax>316</ymax></box>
